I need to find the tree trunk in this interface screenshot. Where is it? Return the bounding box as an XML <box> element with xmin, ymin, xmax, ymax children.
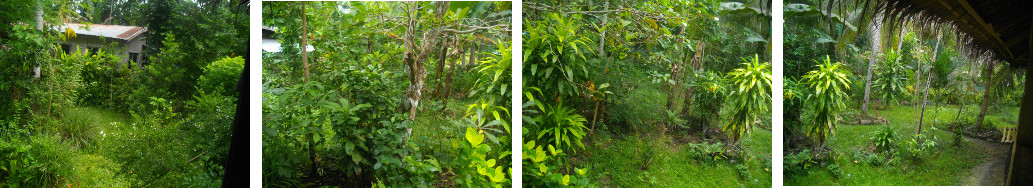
<box><xmin>300</xmin><ymin>2</ymin><xmax>317</xmax><ymax>177</ymax></box>
<box><xmin>955</xmin><ymin>103</ymin><xmax>965</xmax><ymax>122</ymax></box>
<box><xmin>682</xmin><ymin>43</ymin><xmax>705</xmax><ymax>118</ymax></box>
<box><xmin>975</xmin><ymin>62</ymin><xmax>994</xmax><ymax>129</ymax></box>
<box><xmin>402</xmin><ymin>2</ymin><xmax>449</xmax><ymax>139</ymax></box>
<box><xmin>917</xmin><ymin>35</ymin><xmax>940</xmax><ymax>134</ymax></box>
<box><xmin>862</xmin><ymin>25</ymin><xmax>880</xmax><ymax>116</ymax></box>
<box><xmin>590</xmin><ymin>2</ymin><xmax>609</xmax><ymax>134</ymax></box>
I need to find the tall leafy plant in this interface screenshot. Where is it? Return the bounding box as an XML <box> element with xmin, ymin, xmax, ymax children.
<box><xmin>724</xmin><ymin>54</ymin><xmax>771</xmax><ymax>145</ymax></box>
<box><xmin>527</xmin><ymin>89</ymin><xmax>588</xmax><ymax>152</ymax></box>
<box><xmin>803</xmin><ymin>56</ymin><xmax>852</xmax><ymax>147</ymax></box>
<box><xmin>874</xmin><ymin>50</ymin><xmax>911</xmax><ymax>105</ymax></box>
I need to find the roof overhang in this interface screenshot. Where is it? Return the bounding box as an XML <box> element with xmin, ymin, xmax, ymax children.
<box><xmin>883</xmin><ymin>0</ymin><xmax>1032</xmax><ymax>67</ymax></box>
<box><xmin>54</xmin><ymin>23</ymin><xmax>149</xmax><ymax>41</ymax></box>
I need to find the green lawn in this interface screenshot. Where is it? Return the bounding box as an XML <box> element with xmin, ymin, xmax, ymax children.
<box><xmin>785</xmin><ymin>104</ymin><xmax>1019</xmax><ymax>185</ymax></box>
<box><xmin>577</xmin><ymin>129</ymin><xmax>772</xmax><ymax>188</ymax></box>
<box><xmin>71</xmin><ymin>107</ymin><xmax>132</xmax><ymax>187</ymax></box>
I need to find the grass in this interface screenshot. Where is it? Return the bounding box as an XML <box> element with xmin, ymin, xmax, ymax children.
<box><xmin>410</xmin><ymin>97</ymin><xmax>485</xmax><ymax>164</ymax></box>
<box><xmin>54</xmin><ymin>108</ymin><xmax>103</xmax><ymax>150</ymax></box>
<box><xmin>66</xmin><ymin>107</ymin><xmax>132</xmax><ymax>187</ymax></box>
<box><xmin>577</xmin><ymin>129</ymin><xmax>772</xmax><ymax>187</ymax></box>
<box><xmin>785</xmin><ymin>104</ymin><xmax>1020</xmax><ymax>185</ymax></box>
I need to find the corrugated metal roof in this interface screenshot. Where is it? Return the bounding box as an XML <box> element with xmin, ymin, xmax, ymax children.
<box><xmin>55</xmin><ymin>23</ymin><xmax>148</xmax><ymax>41</ymax></box>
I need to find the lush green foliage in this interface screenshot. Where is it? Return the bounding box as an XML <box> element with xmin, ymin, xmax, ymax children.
<box><xmin>0</xmin><ymin>134</ymin><xmax>75</xmax><ymax>187</ymax></box>
<box><xmin>870</xmin><ymin>126</ymin><xmax>897</xmax><ymax>153</ymax></box>
<box><xmin>53</xmin><ymin>108</ymin><xmax>102</xmax><ymax>150</ymax></box>
<box><xmin>873</xmin><ymin>50</ymin><xmax>912</xmax><ymax>104</ymax></box>
<box><xmin>262</xmin><ymin>2</ymin><xmax>511</xmax><ymax>186</ymax></box>
<box><xmin>803</xmin><ymin>56</ymin><xmax>852</xmax><ymax>146</ymax></box>
<box><xmin>688</xmin><ymin>71</ymin><xmax>728</xmax><ymax>127</ymax></box>
<box><xmin>0</xmin><ymin>1</ymin><xmax>245</xmax><ymax>187</ymax></box>
<box><xmin>724</xmin><ymin>54</ymin><xmax>772</xmax><ymax>144</ymax></box>
<box><xmin>197</xmin><ymin>56</ymin><xmax>246</xmax><ymax>97</ymax></box>
<box><xmin>522</xmin><ymin>140</ymin><xmax>592</xmax><ymax>187</ymax></box>
<box><xmin>685</xmin><ymin>142</ymin><xmax>727</xmax><ymax>163</ymax></box>
<box><xmin>534</xmin><ymin>101</ymin><xmax>588</xmax><ymax>152</ymax></box>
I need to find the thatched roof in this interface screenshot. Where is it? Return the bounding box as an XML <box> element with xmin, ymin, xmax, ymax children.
<box><xmin>874</xmin><ymin>0</ymin><xmax>1032</xmax><ymax>67</ymax></box>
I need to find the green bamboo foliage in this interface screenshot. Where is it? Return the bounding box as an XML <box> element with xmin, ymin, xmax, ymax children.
<box><xmin>803</xmin><ymin>56</ymin><xmax>852</xmax><ymax>146</ymax></box>
<box><xmin>724</xmin><ymin>54</ymin><xmax>771</xmax><ymax>144</ymax></box>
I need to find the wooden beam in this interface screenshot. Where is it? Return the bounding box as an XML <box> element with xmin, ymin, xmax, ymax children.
<box><xmin>1005</xmin><ymin>32</ymin><xmax>1029</xmax><ymax>48</ymax></box>
<box><xmin>957</xmin><ymin>0</ymin><xmax>1013</xmax><ymax>59</ymax></box>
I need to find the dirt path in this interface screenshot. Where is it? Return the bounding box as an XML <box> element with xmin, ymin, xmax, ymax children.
<box><xmin>961</xmin><ymin>134</ymin><xmax>1011</xmax><ymax>186</ymax></box>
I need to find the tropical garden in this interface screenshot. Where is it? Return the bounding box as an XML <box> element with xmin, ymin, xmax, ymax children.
<box><xmin>523</xmin><ymin>0</ymin><xmax>772</xmax><ymax>187</ymax></box>
<box><xmin>261</xmin><ymin>1</ymin><xmax>512</xmax><ymax>187</ymax></box>
<box><xmin>0</xmin><ymin>0</ymin><xmax>247</xmax><ymax>187</ymax></box>
<box><xmin>783</xmin><ymin>0</ymin><xmax>1024</xmax><ymax>185</ymax></box>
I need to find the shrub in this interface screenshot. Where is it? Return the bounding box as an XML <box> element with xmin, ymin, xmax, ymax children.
<box><xmin>196</xmin><ymin>56</ymin><xmax>245</xmax><ymax>97</ymax></box>
<box><xmin>870</xmin><ymin>126</ymin><xmax>896</xmax><ymax>153</ymax></box>
<box><xmin>526</xmin><ymin>89</ymin><xmax>587</xmax><ymax>152</ymax></box>
<box><xmin>826</xmin><ymin>164</ymin><xmax>844</xmax><ymax>178</ymax></box>
<box><xmin>685</xmin><ymin>142</ymin><xmax>727</xmax><ymax>163</ymax></box>
<box><xmin>784</xmin><ymin>149</ymin><xmax>817</xmax><ymax>176</ymax></box>
<box><xmin>688</xmin><ymin>70</ymin><xmax>727</xmax><ymax>128</ymax></box>
<box><xmin>184</xmin><ymin>91</ymin><xmax>238</xmax><ymax>167</ymax></box>
<box><xmin>453</xmin><ymin>127</ymin><xmax>509</xmax><ymax>187</ymax></box>
<box><xmin>724</xmin><ymin>54</ymin><xmax>771</xmax><ymax>144</ymax></box>
<box><xmin>522</xmin><ymin>140</ymin><xmax>593</xmax><ymax>187</ymax></box>
<box><xmin>534</xmin><ymin>101</ymin><xmax>588</xmax><ymax>152</ymax></box>
<box><xmin>898</xmin><ymin>134</ymin><xmax>938</xmax><ymax>162</ymax></box>
<box><xmin>873</xmin><ymin>49</ymin><xmax>912</xmax><ymax>104</ymax></box>
<box><xmin>735</xmin><ymin>163</ymin><xmax>752</xmax><ymax>180</ymax></box>
<box><xmin>54</xmin><ymin>108</ymin><xmax>102</xmax><ymax>150</ymax></box>
<box><xmin>0</xmin><ymin>134</ymin><xmax>74</xmax><ymax>187</ymax></box>
<box><xmin>803</xmin><ymin>56</ymin><xmax>852</xmax><ymax>146</ymax></box>
<box><xmin>78</xmin><ymin>43</ymin><xmax>129</xmax><ymax>108</ymax></box>
<box><xmin>128</xmin><ymin>34</ymin><xmax>186</xmax><ymax>113</ymax></box>
<box><xmin>28</xmin><ymin>47</ymin><xmax>87</xmax><ymax>118</ymax></box>
<box><xmin>106</xmin><ymin>97</ymin><xmax>195</xmax><ymax>186</ymax></box>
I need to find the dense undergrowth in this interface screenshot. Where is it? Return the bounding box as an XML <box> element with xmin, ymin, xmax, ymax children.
<box><xmin>523</xmin><ymin>0</ymin><xmax>773</xmax><ymax>186</ymax></box>
<box><xmin>1</xmin><ymin>0</ymin><xmax>246</xmax><ymax>187</ymax></box>
<box><xmin>261</xmin><ymin>2</ymin><xmax>513</xmax><ymax>187</ymax></box>
<box><xmin>783</xmin><ymin>0</ymin><xmax>1025</xmax><ymax>185</ymax></box>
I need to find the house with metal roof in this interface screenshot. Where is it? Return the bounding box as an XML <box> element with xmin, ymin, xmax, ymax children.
<box><xmin>54</xmin><ymin>23</ymin><xmax>148</xmax><ymax>68</ymax></box>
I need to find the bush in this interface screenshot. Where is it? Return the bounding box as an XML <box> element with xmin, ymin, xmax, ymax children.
<box><xmin>849</xmin><ymin>149</ymin><xmax>887</xmax><ymax>167</ymax></box>
<box><xmin>196</xmin><ymin>56</ymin><xmax>245</xmax><ymax>97</ymax></box>
<box><xmin>534</xmin><ymin>101</ymin><xmax>588</xmax><ymax>152</ymax></box>
<box><xmin>685</xmin><ymin>142</ymin><xmax>727</xmax><ymax>163</ymax></box>
<box><xmin>128</xmin><ymin>34</ymin><xmax>187</xmax><ymax>113</ymax></box>
<box><xmin>784</xmin><ymin>149</ymin><xmax>817</xmax><ymax>176</ymax></box>
<box><xmin>106</xmin><ymin>97</ymin><xmax>195</xmax><ymax>186</ymax></box>
<box><xmin>78</xmin><ymin>43</ymin><xmax>128</xmax><ymax>108</ymax></box>
<box><xmin>688</xmin><ymin>70</ymin><xmax>727</xmax><ymax>128</ymax></box>
<box><xmin>53</xmin><ymin>108</ymin><xmax>102</xmax><ymax>150</ymax></box>
<box><xmin>522</xmin><ymin>140</ymin><xmax>593</xmax><ymax>187</ymax></box>
<box><xmin>898</xmin><ymin>134</ymin><xmax>938</xmax><ymax>162</ymax></box>
<box><xmin>803</xmin><ymin>56</ymin><xmax>852</xmax><ymax>146</ymax></box>
<box><xmin>27</xmin><ymin>48</ymin><xmax>87</xmax><ymax>118</ymax></box>
<box><xmin>0</xmin><ymin>134</ymin><xmax>74</xmax><ymax>187</ymax></box>
<box><xmin>184</xmin><ymin>91</ymin><xmax>237</xmax><ymax>168</ymax></box>
<box><xmin>724</xmin><ymin>54</ymin><xmax>771</xmax><ymax>144</ymax></box>
<box><xmin>452</xmin><ymin>128</ymin><xmax>508</xmax><ymax>187</ymax></box>
<box><xmin>870</xmin><ymin>126</ymin><xmax>896</xmax><ymax>153</ymax></box>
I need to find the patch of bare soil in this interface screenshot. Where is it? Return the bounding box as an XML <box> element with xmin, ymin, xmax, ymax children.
<box><xmin>837</xmin><ymin>113</ymin><xmax>888</xmax><ymax>125</ymax></box>
<box><xmin>962</xmin><ymin>133</ymin><xmax>1011</xmax><ymax>186</ymax></box>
